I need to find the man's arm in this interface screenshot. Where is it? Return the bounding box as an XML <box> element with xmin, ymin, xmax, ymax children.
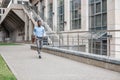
<box><xmin>33</xmin><ymin>27</ymin><xmax>37</xmax><ymax>39</ymax></box>
<box><xmin>44</xmin><ymin>29</ymin><xmax>46</xmax><ymax>37</ymax></box>
<box><xmin>42</xmin><ymin>27</ymin><xmax>46</xmax><ymax>38</ymax></box>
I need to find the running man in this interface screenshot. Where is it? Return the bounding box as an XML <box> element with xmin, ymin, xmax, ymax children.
<box><xmin>33</xmin><ymin>20</ymin><xmax>45</xmax><ymax>59</ymax></box>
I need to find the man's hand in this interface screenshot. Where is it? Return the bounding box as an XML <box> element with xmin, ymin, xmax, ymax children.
<box><xmin>35</xmin><ymin>36</ymin><xmax>38</xmax><ymax>40</ymax></box>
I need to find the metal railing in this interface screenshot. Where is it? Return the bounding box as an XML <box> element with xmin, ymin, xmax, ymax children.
<box><xmin>44</xmin><ymin>30</ymin><xmax>120</xmax><ymax>59</ymax></box>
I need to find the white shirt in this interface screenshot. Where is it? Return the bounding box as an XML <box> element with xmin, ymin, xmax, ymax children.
<box><xmin>33</xmin><ymin>26</ymin><xmax>45</xmax><ymax>37</ymax></box>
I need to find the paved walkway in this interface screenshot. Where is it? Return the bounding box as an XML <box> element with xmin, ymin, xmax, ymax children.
<box><xmin>0</xmin><ymin>44</ymin><xmax>120</xmax><ymax>80</ymax></box>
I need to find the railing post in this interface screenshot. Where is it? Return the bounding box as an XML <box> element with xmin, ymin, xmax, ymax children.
<box><xmin>108</xmin><ymin>38</ymin><xmax>110</xmax><ymax>56</ymax></box>
<box><xmin>78</xmin><ymin>33</ymin><xmax>80</xmax><ymax>51</ymax></box>
<box><xmin>52</xmin><ymin>34</ymin><xmax>54</xmax><ymax>47</ymax></box>
<box><xmin>72</xmin><ymin>36</ymin><xmax>73</xmax><ymax>47</ymax></box>
<box><xmin>67</xmin><ymin>34</ymin><xmax>69</xmax><ymax>49</ymax></box>
<box><xmin>91</xmin><ymin>32</ymin><xmax>93</xmax><ymax>53</ymax></box>
<box><xmin>82</xmin><ymin>39</ymin><xmax>83</xmax><ymax>45</ymax></box>
<box><xmin>108</xmin><ymin>32</ymin><xmax>111</xmax><ymax>57</ymax></box>
<box><xmin>59</xmin><ymin>33</ymin><xmax>60</xmax><ymax>48</ymax></box>
<box><xmin>100</xmin><ymin>38</ymin><xmax>103</xmax><ymax>55</ymax></box>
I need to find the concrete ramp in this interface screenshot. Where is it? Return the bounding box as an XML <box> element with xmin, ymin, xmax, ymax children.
<box><xmin>0</xmin><ymin>44</ymin><xmax>120</xmax><ymax>80</ymax></box>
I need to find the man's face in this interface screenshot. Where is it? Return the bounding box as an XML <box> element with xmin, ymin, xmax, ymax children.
<box><xmin>38</xmin><ymin>21</ymin><xmax>41</xmax><ymax>27</ymax></box>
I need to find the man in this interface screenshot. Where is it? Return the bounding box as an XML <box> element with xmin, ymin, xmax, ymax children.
<box><xmin>33</xmin><ymin>20</ymin><xmax>45</xmax><ymax>59</ymax></box>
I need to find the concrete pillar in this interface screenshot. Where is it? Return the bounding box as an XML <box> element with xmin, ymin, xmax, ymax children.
<box><xmin>13</xmin><ymin>0</ymin><xmax>18</xmax><ymax>4</ymax></box>
<box><xmin>24</xmin><ymin>14</ymin><xmax>28</xmax><ymax>41</ymax></box>
<box><xmin>37</xmin><ymin>1</ymin><xmax>40</xmax><ymax>14</ymax></box>
<box><xmin>44</xmin><ymin>0</ymin><xmax>48</xmax><ymax>22</ymax></box>
<box><xmin>107</xmin><ymin>0</ymin><xmax>120</xmax><ymax>58</ymax></box>
<box><xmin>64</xmin><ymin>0</ymin><xmax>70</xmax><ymax>31</ymax></box>
<box><xmin>114</xmin><ymin>0</ymin><xmax>120</xmax><ymax>58</ymax></box>
<box><xmin>81</xmin><ymin>0</ymin><xmax>89</xmax><ymax>31</ymax></box>
<box><xmin>53</xmin><ymin>0</ymin><xmax>58</xmax><ymax>31</ymax></box>
<box><xmin>0</xmin><ymin>31</ymin><xmax>3</xmax><ymax>41</ymax></box>
<box><xmin>81</xmin><ymin>0</ymin><xmax>89</xmax><ymax>53</ymax></box>
<box><xmin>29</xmin><ymin>20</ymin><xmax>33</xmax><ymax>41</ymax></box>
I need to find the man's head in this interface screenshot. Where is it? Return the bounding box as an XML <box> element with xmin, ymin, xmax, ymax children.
<box><xmin>37</xmin><ymin>20</ymin><xmax>42</xmax><ymax>27</ymax></box>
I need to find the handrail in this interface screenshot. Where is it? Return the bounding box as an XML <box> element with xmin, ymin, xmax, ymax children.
<box><xmin>46</xmin><ymin>29</ymin><xmax>120</xmax><ymax>34</ymax></box>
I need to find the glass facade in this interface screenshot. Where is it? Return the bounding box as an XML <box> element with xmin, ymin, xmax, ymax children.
<box><xmin>70</xmin><ymin>0</ymin><xmax>81</xmax><ymax>30</ymax></box>
<box><xmin>57</xmin><ymin>0</ymin><xmax>64</xmax><ymax>31</ymax></box>
<box><xmin>89</xmin><ymin>0</ymin><xmax>107</xmax><ymax>55</ymax></box>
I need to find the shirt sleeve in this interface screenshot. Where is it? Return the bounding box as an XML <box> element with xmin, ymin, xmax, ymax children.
<box><xmin>43</xmin><ymin>27</ymin><xmax>46</xmax><ymax>36</ymax></box>
<box><xmin>33</xmin><ymin>27</ymin><xmax>36</xmax><ymax>36</ymax></box>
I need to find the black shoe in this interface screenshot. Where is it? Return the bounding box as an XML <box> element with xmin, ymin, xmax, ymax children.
<box><xmin>39</xmin><ymin>55</ymin><xmax>41</xmax><ymax>59</ymax></box>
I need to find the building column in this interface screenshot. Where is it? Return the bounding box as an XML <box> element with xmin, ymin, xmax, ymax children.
<box><xmin>64</xmin><ymin>0</ymin><xmax>70</xmax><ymax>31</ymax></box>
<box><xmin>114</xmin><ymin>0</ymin><xmax>120</xmax><ymax>58</ymax></box>
<box><xmin>37</xmin><ymin>1</ymin><xmax>40</xmax><ymax>14</ymax></box>
<box><xmin>53</xmin><ymin>0</ymin><xmax>58</xmax><ymax>31</ymax></box>
<box><xmin>13</xmin><ymin>0</ymin><xmax>17</xmax><ymax>4</ymax></box>
<box><xmin>107</xmin><ymin>0</ymin><xmax>114</xmax><ymax>57</ymax></box>
<box><xmin>44</xmin><ymin>0</ymin><xmax>48</xmax><ymax>22</ymax></box>
<box><xmin>81</xmin><ymin>0</ymin><xmax>89</xmax><ymax>52</ymax></box>
<box><xmin>24</xmin><ymin>14</ymin><xmax>28</xmax><ymax>41</ymax></box>
<box><xmin>107</xmin><ymin>0</ymin><xmax>120</xmax><ymax>58</ymax></box>
<box><xmin>81</xmin><ymin>0</ymin><xmax>89</xmax><ymax>31</ymax></box>
<box><xmin>29</xmin><ymin>19</ymin><xmax>33</xmax><ymax>41</ymax></box>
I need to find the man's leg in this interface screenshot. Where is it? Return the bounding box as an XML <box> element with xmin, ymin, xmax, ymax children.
<box><xmin>36</xmin><ymin>39</ymin><xmax>40</xmax><ymax>54</ymax></box>
<box><xmin>39</xmin><ymin>38</ymin><xmax>43</xmax><ymax>50</ymax></box>
<box><xmin>39</xmin><ymin>38</ymin><xmax>43</xmax><ymax>58</ymax></box>
<box><xmin>38</xmin><ymin>38</ymin><xmax>43</xmax><ymax>58</ymax></box>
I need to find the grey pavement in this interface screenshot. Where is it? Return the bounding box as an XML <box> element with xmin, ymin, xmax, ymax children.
<box><xmin>0</xmin><ymin>44</ymin><xmax>120</xmax><ymax>80</ymax></box>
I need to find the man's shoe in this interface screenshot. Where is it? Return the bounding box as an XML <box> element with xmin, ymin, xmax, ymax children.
<box><xmin>39</xmin><ymin>55</ymin><xmax>41</xmax><ymax>59</ymax></box>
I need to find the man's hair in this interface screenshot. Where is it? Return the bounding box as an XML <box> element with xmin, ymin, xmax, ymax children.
<box><xmin>37</xmin><ymin>19</ymin><xmax>41</xmax><ymax>22</ymax></box>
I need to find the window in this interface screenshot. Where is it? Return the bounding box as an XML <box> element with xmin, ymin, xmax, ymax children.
<box><xmin>96</xmin><ymin>2</ymin><xmax>101</xmax><ymax>13</ymax></box>
<box><xmin>102</xmin><ymin>0</ymin><xmax>107</xmax><ymax>12</ymax></box>
<box><xmin>90</xmin><ymin>16</ymin><xmax>95</xmax><ymax>30</ymax></box>
<box><xmin>18</xmin><ymin>1</ymin><xmax>22</xmax><ymax>4</ymax></box>
<box><xmin>57</xmin><ymin>0</ymin><xmax>64</xmax><ymax>31</ymax></box>
<box><xmin>89</xmin><ymin>39</ymin><xmax>107</xmax><ymax>55</ymax></box>
<box><xmin>102</xmin><ymin>40</ymin><xmax>107</xmax><ymax>55</ymax></box>
<box><xmin>95</xmin><ymin>0</ymin><xmax>100</xmax><ymax>2</ymax></box>
<box><xmin>102</xmin><ymin>13</ymin><xmax>107</xmax><ymax>26</ymax></box>
<box><xmin>90</xmin><ymin>4</ymin><xmax>94</xmax><ymax>15</ymax></box>
<box><xmin>96</xmin><ymin>42</ymin><xmax>101</xmax><ymax>54</ymax></box>
<box><xmin>89</xmin><ymin>0</ymin><xmax>94</xmax><ymax>3</ymax></box>
<box><xmin>70</xmin><ymin>0</ymin><xmax>81</xmax><ymax>30</ymax></box>
<box><xmin>95</xmin><ymin>14</ymin><xmax>101</xmax><ymax>27</ymax></box>
<box><xmin>89</xmin><ymin>0</ymin><xmax>107</xmax><ymax>31</ymax></box>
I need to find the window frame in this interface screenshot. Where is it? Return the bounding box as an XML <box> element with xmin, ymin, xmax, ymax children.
<box><xmin>57</xmin><ymin>0</ymin><xmax>64</xmax><ymax>31</ymax></box>
<box><xmin>70</xmin><ymin>0</ymin><xmax>81</xmax><ymax>30</ymax></box>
